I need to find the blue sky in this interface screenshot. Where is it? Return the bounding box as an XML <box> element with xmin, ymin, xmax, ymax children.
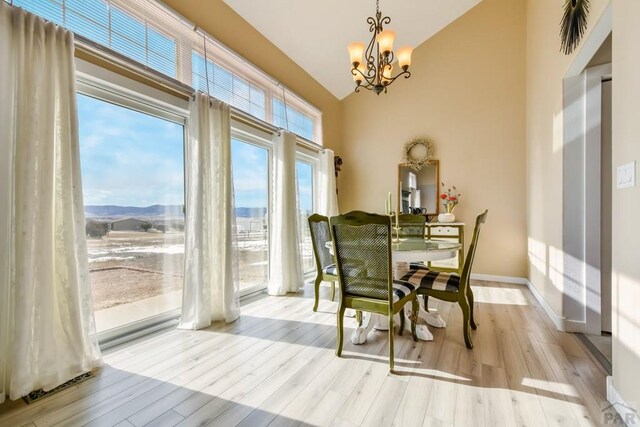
<box><xmin>231</xmin><ymin>140</ymin><xmax>314</xmax><ymax>211</ymax></box>
<box><xmin>78</xmin><ymin>94</ymin><xmax>185</xmax><ymax>207</ymax></box>
<box><xmin>78</xmin><ymin>95</ymin><xmax>314</xmax><ymax>211</ymax></box>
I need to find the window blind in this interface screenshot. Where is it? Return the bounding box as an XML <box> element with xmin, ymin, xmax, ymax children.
<box><xmin>9</xmin><ymin>0</ymin><xmax>322</xmax><ymax>143</ymax></box>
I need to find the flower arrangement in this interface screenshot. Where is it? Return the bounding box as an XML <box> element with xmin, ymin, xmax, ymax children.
<box><xmin>440</xmin><ymin>183</ymin><xmax>461</xmax><ymax>213</ymax></box>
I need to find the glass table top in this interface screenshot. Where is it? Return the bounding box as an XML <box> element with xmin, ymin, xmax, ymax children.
<box><xmin>392</xmin><ymin>238</ymin><xmax>461</xmax><ymax>252</ymax></box>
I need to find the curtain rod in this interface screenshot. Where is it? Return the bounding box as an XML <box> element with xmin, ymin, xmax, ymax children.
<box><xmin>74</xmin><ymin>35</ymin><xmax>325</xmax><ymax>153</ymax></box>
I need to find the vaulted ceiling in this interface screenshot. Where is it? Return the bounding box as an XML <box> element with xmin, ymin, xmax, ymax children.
<box><xmin>223</xmin><ymin>0</ymin><xmax>482</xmax><ymax>99</ymax></box>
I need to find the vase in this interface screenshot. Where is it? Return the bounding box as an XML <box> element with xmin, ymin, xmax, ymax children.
<box><xmin>438</xmin><ymin>212</ymin><xmax>455</xmax><ymax>223</ymax></box>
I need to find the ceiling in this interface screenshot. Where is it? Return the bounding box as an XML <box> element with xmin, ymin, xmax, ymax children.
<box><xmin>222</xmin><ymin>0</ymin><xmax>482</xmax><ymax>100</ymax></box>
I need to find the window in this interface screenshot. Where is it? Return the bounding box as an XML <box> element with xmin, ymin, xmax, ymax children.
<box><xmin>192</xmin><ymin>53</ymin><xmax>266</xmax><ymax>121</ymax></box>
<box><xmin>296</xmin><ymin>160</ymin><xmax>315</xmax><ymax>273</ymax></box>
<box><xmin>13</xmin><ymin>0</ymin><xmax>177</xmax><ymax>78</ymax></box>
<box><xmin>273</xmin><ymin>99</ymin><xmax>315</xmax><ymax>141</ymax></box>
<box><xmin>231</xmin><ymin>138</ymin><xmax>270</xmax><ymax>292</ymax></box>
<box><xmin>10</xmin><ymin>0</ymin><xmax>322</xmax><ymax>144</ymax></box>
<box><xmin>77</xmin><ymin>93</ymin><xmax>185</xmax><ymax>334</ymax></box>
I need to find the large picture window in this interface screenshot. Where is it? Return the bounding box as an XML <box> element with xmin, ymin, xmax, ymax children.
<box><xmin>77</xmin><ymin>93</ymin><xmax>185</xmax><ymax>334</ymax></box>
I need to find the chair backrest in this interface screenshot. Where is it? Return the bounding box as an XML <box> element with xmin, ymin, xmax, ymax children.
<box><xmin>397</xmin><ymin>214</ymin><xmax>426</xmax><ymax>239</ymax></box>
<box><xmin>459</xmin><ymin>210</ymin><xmax>488</xmax><ymax>291</ymax></box>
<box><xmin>330</xmin><ymin>211</ymin><xmax>393</xmax><ymax>302</ymax></box>
<box><xmin>308</xmin><ymin>214</ymin><xmax>334</xmax><ymax>271</ymax></box>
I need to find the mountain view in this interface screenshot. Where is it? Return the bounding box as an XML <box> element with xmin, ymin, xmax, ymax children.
<box><xmin>84</xmin><ymin>205</ymin><xmax>268</xmax><ymax>219</ymax></box>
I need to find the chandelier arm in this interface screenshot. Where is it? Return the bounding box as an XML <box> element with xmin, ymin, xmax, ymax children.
<box><xmin>351</xmin><ymin>67</ymin><xmax>377</xmax><ymax>87</ymax></box>
<box><xmin>382</xmin><ymin>69</ymin><xmax>412</xmax><ymax>86</ymax></box>
<box><xmin>355</xmin><ymin>83</ymin><xmax>375</xmax><ymax>93</ymax></box>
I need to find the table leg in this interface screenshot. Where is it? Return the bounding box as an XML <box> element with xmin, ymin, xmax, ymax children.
<box><xmin>417</xmin><ymin>297</ymin><xmax>447</xmax><ymax>328</ymax></box>
<box><xmin>350</xmin><ymin>311</ymin><xmax>371</xmax><ymax>345</ymax></box>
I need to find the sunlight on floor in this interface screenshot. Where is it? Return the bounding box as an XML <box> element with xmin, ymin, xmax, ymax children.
<box><xmin>472</xmin><ymin>286</ymin><xmax>529</xmax><ymax>305</ymax></box>
<box><xmin>521</xmin><ymin>377</ymin><xmax>580</xmax><ymax>397</ymax></box>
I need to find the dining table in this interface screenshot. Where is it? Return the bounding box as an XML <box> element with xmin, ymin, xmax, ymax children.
<box><xmin>326</xmin><ymin>237</ymin><xmax>462</xmax><ymax>343</ymax></box>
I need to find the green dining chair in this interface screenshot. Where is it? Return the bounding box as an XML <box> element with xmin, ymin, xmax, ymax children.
<box><xmin>400</xmin><ymin>210</ymin><xmax>488</xmax><ymax>349</ymax></box>
<box><xmin>330</xmin><ymin>211</ymin><xmax>419</xmax><ymax>372</ymax></box>
<box><xmin>308</xmin><ymin>214</ymin><xmax>339</xmax><ymax>311</ymax></box>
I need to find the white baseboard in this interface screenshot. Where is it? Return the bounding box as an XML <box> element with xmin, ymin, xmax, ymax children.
<box><xmin>469</xmin><ymin>274</ymin><xmax>586</xmax><ymax>333</ymax></box>
<box><xmin>606</xmin><ymin>376</ymin><xmax>639</xmax><ymax>425</ymax></box>
<box><xmin>469</xmin><ymin>273</ymin><xmax>566</xmax><ymax>331</ymax></box>
<box><xmin>470</xmin><ymin>273</ymin><xmax>528</xmax><ymax>285</ymax></box>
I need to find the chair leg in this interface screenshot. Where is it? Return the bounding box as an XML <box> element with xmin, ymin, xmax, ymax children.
<box><xmin>313</xmin><ymin>275</ymin><xmax>322</xmax><ymax>312</ymax></box>
<box><xmin>458</xmin><ymin>296</ymin><xmax>473</xmax><ymax>349</ymax></box>
<box><xmin>399</xmin><ymin>308</ymin><xmax>405</xmax><ymax>336</ymax></box>
<box><xmin>411</xmin><ymin>299</ymin><xmax>419</xmax><ymax>342</ymax></box>
<box><xmin>466</xmin><ymin>285</ymin><xmax>477</xmax><ymax>330</ymax></box>
<box><xmin>330</xmin><ymin>281</ymin><xmax>336</xmax><ymax>302</ymax></box>
<box><xmin>336</xmin><ymin>304</ymin><xmax>346</xmax><ymax>356</ymax></box>
<box><xmin>388</xmin><ymin>312</ymin><xmax>395</xmax><ymax>373</ymax></box>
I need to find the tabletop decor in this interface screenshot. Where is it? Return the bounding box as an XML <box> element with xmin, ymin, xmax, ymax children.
<box><xmin>560</xmin><ymin>0</ymin><xmax>590</xmax><ymax>55</ymax></box>
<box><xmin>402</xmin><ymin>137</ymin><xmax>434</xmax><ymax>170</ymax></box>
<box><xmin>438</xmin><ymin>183</ymin><xmax>461</xmax><ymax>223</ymax></box>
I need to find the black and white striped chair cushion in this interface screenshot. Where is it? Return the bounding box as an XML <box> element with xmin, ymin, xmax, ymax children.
<box><xmin>400</xmin><ymin>269</ymin><xmax>460</xmax><ymax>293</ymax></box>
<box><xmin>323</xmin><ymin>264</ymin><xmax>338</xmax><ymax>276</ymax></box>
<box><xmin>391</xmin><ymin>280</ymin><xmax>416</xmax><ymax>303</ymax></box>
<box><xmin>409</xmin><ymin>261</ymin><xmax>427</xmax><ymax>270</ymax></box>
<box><xmin>323</xmin><ymin>264</ymin><xmax>366</xmax><ymax>278</ymax></box>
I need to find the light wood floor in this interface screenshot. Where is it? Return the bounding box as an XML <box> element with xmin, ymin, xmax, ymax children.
<box><xmin>0</xmin><ymin>280</ymin><xmax>613</xmax><ymax>427</ymax></box>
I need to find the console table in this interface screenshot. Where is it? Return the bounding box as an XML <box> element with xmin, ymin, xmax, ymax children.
<box><xmin>425</xmin><ymin>222</ymin><xmax>465</xmax><ymax>274</ymax></box>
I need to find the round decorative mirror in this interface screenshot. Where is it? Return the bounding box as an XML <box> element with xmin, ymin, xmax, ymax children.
<box><xmin>402</xmin><ymin>137</ymin><xmax>434</xmax><ymax>170</ymax></box>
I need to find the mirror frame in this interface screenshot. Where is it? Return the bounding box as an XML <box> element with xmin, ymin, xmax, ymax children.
<box><xmin>397</xmin><ymin>160</ymin><xmax>440</xmax><ymax>216</ymax></box>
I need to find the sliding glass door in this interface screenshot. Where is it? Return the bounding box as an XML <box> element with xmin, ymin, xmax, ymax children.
<box><xmin>231</xmin><ymin>137</ymin><xmax>270</xmax><ymax>293</ymax></box>
<box><xmin>77</xmin><ymin>93</ymin><xmax>185</xmax><ymax>335</ymax></box>
<box><xmin>296</xmin><ymin>160</ymin><xmax>315</xmax><ymax>274</ymax></box>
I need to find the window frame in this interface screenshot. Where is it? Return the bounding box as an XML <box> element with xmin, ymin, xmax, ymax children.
<box><xmin>76</xmin><ymin>59</ymin><xmax>188</xmax><ymax>346</ymax></box>
<box><xmin>230</xmin><ymin>123</ymin><xmax>274</xmax><ymax>297</ymax></box>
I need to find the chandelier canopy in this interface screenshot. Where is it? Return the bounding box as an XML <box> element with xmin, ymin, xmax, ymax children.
<box><xmin>347</xmin><ymin>0</ymin><xmax>413</xmax><ymax>95</ymax></box>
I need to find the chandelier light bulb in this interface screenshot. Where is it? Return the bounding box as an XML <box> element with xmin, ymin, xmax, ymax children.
<box><xmin>348</xmin><ymin>42</ymin><xmax>365</xmax><ymax>67</ymax></box>
<box><xmin>376</xmin><ymin>30</ymin><xmax>395</xmax><ymax>55</ymax></box>
<box><xmin>382</xmin><ymin>64</ymin><xmax>393</xmax><ymax>84</ymax></box>
<box><xmin>397</xmin><ymin>46</ymin><xmax>413</xmax><ymax>70</ymax></box>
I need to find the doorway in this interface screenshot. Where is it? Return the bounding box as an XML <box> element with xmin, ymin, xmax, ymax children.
<box><xmin>582</xmin><ymin>77</ymin><xmax>613</xmax><ymax>370</ymax></box>
<box><xmin>562</xmin><ymin>28</ymin><xmax>613</xmax><ymax>372</ymax></box>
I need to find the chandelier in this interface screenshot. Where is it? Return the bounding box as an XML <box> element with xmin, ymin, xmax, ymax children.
<box><xmin>347</xmin><ymin>0</ymin><xmax>413</xmax><ymax>95</ymax></box>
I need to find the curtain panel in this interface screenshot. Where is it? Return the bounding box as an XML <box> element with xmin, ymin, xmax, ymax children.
<box><xmin>179</xmin><ymin>93</ymin><xmax>240</xmax><ymax>329</ymax></box>
<box><xmin>0</xmin><ymin>3</ymin><xmax>102</xmax><ymax>403</ymax></box>
<box><xmin>318</xmin><ymin>148</ymin><xmax>339</xmax><ymax>217</ymax></box>
<box><xmin>267</xmin><ymin>132</ymin><xmax>304</xmax><ymax>295</ymax></box>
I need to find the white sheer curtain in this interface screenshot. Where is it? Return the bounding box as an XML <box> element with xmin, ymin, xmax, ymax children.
<box><xmin>318</xmin><ymin>148</ymin><xmax>339</xmax><ymax>217</ymax></box>
<box><xmin>268</xmin><ymin>131</ymin><xmax>304</xmax><ymax>295</ymax></box>
<box><xmin>179</xmin><ymin>93</ymin><xmax>240</xmax><ymax>329</ymax></box>
<box><xmin>0</xmin><ymin>3</ymin><xmax>102</xmax><ymax>403</ymax></box>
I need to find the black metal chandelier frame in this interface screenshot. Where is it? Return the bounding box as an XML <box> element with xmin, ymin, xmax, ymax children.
<box><xmin>351</xmin><ymin>0</ymin><xmax>411</xmax><ymax>95</ymax></box>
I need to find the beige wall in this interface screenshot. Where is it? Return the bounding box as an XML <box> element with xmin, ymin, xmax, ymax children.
<box><xmin>525</xmin><ymin>0</ymin><xmax>610</xmax><ymax>316</ymax></box>
<box><xmin>611</xmin><ymin>0</ymin><xmax>640</xmax><ymax>409</ymax></box>
<box><xmin>161</xmin><ymin>0</ymin><xmax>343</xmax><ymax>153</ymax></box>
<box><xmin>340</xmin><ymin>0</ymin><xmax>527</xmax><ymax>277</ymax></box>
